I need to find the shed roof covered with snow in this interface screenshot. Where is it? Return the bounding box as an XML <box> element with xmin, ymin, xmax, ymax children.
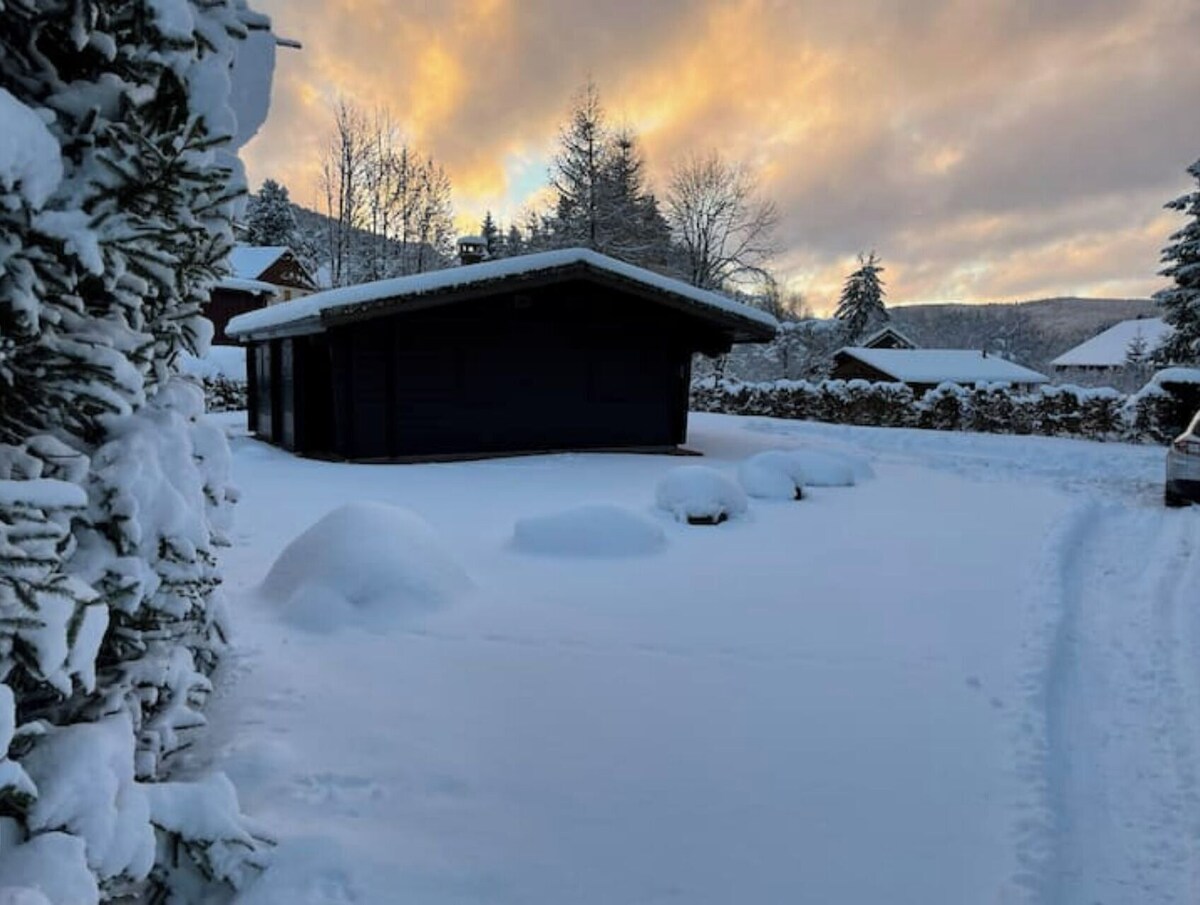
<box><xmin>832</xmin><ymin>347</ymin><xmax>1049</xmax><ymax>390</ymax></box>
<box><xmin>227</xmin><ymin>248</ymin><xmax>777</xmax><ymax>343</ymax></box>
<box><xmin>1050</xmin><ymin>317</ymin><xmax>1173</xmax><ymax>369</ymax></box>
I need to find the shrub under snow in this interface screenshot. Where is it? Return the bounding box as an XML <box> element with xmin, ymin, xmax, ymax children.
<box><xmin>655</xmin><ymin>466</ymin><xmax>749</xmax><ymax>525</ymax></box>
<box><xmin>513</xmin><ymin>504</ymin><xmax>667</xmax><ymax>557</ymax></box>
<box><xmin>738</xmin><ymin>452</ymin><xmax>809</xmax><ymax>500</ymax></box>
<box><xmin>261</xmin><ymin>502</ymin><xmax>472</xmax><ymax>632</ymax></box>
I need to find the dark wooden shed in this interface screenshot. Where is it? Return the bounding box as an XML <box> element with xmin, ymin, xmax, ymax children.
<box><xmin>227</xmin><ymin>249</ymin><xmax>776</xmax><ymax>460</ymax></box>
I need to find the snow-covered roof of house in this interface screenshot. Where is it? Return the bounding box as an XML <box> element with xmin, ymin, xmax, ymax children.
<box><xmin>226</xmin><ymin>248</ymin><xmax>779</xmax><ymax>342</ymax></box>
<box><xmin>215</xmin><ymin>276</ymin><xmax>279</xmax><ymax>296</ymax></box>
<box><xmin>837</xmin><ymin>347</ymin><xmax>1049</xmax><ymax>385</ymax></box>
<box><xmin>228</xmin><ymin>245</ymin><xmax>290</xmax><ymax>281</ymax></box>
<box><xmin>1050</xmin><ymin>317</ymin><xmax>1173</xmax><ymax>368</ymax></box>
<box><xmin>860</xmin><ymin>325</ymin><xmax>919</xmax><ymax>349</ymax></box>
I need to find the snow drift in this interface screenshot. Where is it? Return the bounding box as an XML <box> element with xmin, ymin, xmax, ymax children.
<box><xmin>737</xmin><ymin>451</ymin><xmax>808</xmax><ymax>500</ymax></box>
<box><xmin>260</xmin><ymin>502</ymin><xmax>472</xmax><ymax>632</ymax></box>
<box><xmin>655</xmin><ymin>466</ymin><xmax>748</xmax><ymax>525</ymax></box>
<box><xmin>513</xmin><ymin>504</ymin><xmax>667</xmax><ymax>557</ymax></box>
<box><xmin>738</xmin><ymin>448</ymin><xmax>872</xmax><ymax>497</ymax></box>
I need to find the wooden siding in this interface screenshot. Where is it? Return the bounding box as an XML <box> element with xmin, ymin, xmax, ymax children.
<box><xmin>207</xmin><ymin>288</ymin><xmax>269</xmax><ymax>345</ymax></box>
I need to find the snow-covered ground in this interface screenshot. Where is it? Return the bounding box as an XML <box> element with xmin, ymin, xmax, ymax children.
<box><xmin>183</xmin><ymin>412</ymin><xmax>1200</xmax><ymax>904</ymax></box>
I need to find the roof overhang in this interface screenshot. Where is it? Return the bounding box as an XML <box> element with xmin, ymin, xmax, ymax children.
<box><xmin>228</xmin><ymin>254</ymin><xmax>778</xmax><ymax>345</ymax></box>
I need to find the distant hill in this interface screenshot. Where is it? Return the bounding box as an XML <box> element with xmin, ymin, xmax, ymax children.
<box><xmin>889</xmin><ymin>297</ymin><xmax>1159</xmax><ymax>374</ymax></box>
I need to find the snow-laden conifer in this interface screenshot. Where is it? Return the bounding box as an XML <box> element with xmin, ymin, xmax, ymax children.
<box><xmin>1155</xmin><ymin>159</ymin><xmax>1200</xmax><ymax>365</ymax></box>
<box><xmin>246</xmin><ymin>178</ymin><xmax>299</xmax><ymax>248</ymax></box>
<box><xmin>834</xmin><ymin>252</ymin><xmax>888</xmax><ymax>342</ymax></box>
<box><xmin>0</xmin><ymin>0</ymin><xmax>270</xmax><ymax>898</ymax></box>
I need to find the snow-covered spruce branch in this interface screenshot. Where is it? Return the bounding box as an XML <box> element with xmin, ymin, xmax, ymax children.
<box><xmin>0</xmin><ymin>1</ymin><xmax>271</xmax><ymax>900</ymax></box>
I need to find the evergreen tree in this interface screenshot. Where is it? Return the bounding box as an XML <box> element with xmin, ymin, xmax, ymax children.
<box><xmin>1125</xmin><ymin>331</ymin><xmax>1150</xmax><ymax>368</ymax></box>
<box><xmin>1155</xmin><ymin>158</ymin><xmax>1200</xmax><ymax>365</ymax></box>
<box><xmin>480</xmin><ymin>211</ymin><xmax>500</xmax><ymax>257</ymax></box>
<box><xmin>247</xmin><ymin>178</ymin><xmax>299</xmax><ymax>247</ymax></box>
<box><xmin>504</xmin><ymin>223</ymin><xmax>525</xmax><ymax>258</ymax></box>
<box><xmin>549</xmin><ymin>79</ymin><xmax>609</xmax><ymax>250</ymax></box>
<box><xmin>0</xmin><ymin>0</ymin><xmax>268</xmax><ymax>897</ymax></box>
<box><xmin>834</xmin><ymin>252</ymin><xmax>888</xmax><ymax>342</ymax></box>
<box><xmin>599</xmin><ymin>130</ymin><xmax>672</xmax><ymax>268</ymax></box>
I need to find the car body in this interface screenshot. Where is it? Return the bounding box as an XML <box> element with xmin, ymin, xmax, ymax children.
<box><xmin>1165</xmin><ymin>410</ymin><xmax>1200</xmax><ymax>507</ymax></box>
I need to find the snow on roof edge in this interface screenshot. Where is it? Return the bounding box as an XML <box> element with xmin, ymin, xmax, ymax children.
<box><xmin>216</xmin><ymin>276</ymin><xmax>280</xmax><ymax>296</ymax></box>
<box><xmin>227</xmin><ymin>249</ymin><xmax>779</xmax><ymax>339</ymax></box>
<box><xmin>837</xmin><ymin>346</ymin><xmax>1049</xmax><ymax>384</ymax></box>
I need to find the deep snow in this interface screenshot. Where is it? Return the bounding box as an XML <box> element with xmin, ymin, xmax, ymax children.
<box><xmin>180</xmin><ymin>411</ymin><xmax>1198</xmax><ymax>904</ymax></box>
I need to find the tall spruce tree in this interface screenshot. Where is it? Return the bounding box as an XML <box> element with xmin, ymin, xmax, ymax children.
<box><xmin>835</xmin><ymin>252</ymin><xmax>888</xmax><ymax>342</ymax></box>
<box><xmin>1155</xmin><ymin>158</ymin><xmax>1200</xmax><ymax>365</ymax></box>
<box><xmin>0</xmin><ymin>0</ymin><xmax>269</xmax><ymax>898</ymax></box>
<box><xmin>247</xmin><ymin>178</ymin><xmax>299</xmax><ymax>247</ymax></box>
<box><xmin>600</xmin><ymin>130</ymin><xmax>672</xmax><ymax>268</ymax></box>
<box><xmin>480</xmin><ymin>211</ymin><xmax>500</xmax><ymax>257</ymax></box>
<box><xmin>549</xmin><ymin>79</ymin><xmax>609</xmax><ymax>249</ymax></box>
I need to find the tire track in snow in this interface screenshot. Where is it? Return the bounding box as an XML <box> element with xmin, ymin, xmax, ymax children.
<box><xmin>1027</xmin><ymin>504</ymin><xmax>1200</xmax><ymax>904</ymax></box>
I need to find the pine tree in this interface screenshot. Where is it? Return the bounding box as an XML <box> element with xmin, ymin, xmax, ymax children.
<box><xmin>480</xmin><ymin>211</ymin><xmax>500</xmax><ymax>258</ymax></box>
<box><xmin>1125</xmin><ymin>331</ymin><xmax>1150</xmax><ymax>368</ymax></box>
<box><xmin>504</xmin><ymin>223</ymin><xmax>525</xmax><ymax>258</ymax></box>
<box><xmin>549</xmin><ymin>79</ymin><xmax>609</xmax><ymax>249</ymax></box>
<box><xmin>599</xmin><ymin>130</ymin><xmax>672</xmax><ymax>268</ymax></box>
<box><xmin>1155</xmin><ymin>158</ymin><xmax>1200</xmax><ymax>365</ymax></box>
<box><xmin>0</xmin><ymin>0</ymin><xmax>269</xmax><ymax>897</ymax></box>
<box><xmin>834</xmin><ymin>252</ymin><xmax>888</xmax><ymax>342</ymax></box>
<box><xmin>247</xmin><ymin>178</ymin><xmax>299</xmax><ymax>247</ymax></box>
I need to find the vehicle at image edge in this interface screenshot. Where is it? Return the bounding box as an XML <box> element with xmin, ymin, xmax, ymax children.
<box><xmin>1165</xmin><ymin>410</ymin><xmax>1200</xmax><ymax>507</ymax></box>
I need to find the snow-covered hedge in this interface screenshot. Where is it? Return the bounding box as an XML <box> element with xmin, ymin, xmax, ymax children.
<box><xmin>691</xmin><ymin>376</ymin><xmax>1193</xmax><ymax>444</ymax></box>
<box><xmin>198</xmin><ymin>376</ymin><xmax>249</xmax><ymax>413</ymax></box>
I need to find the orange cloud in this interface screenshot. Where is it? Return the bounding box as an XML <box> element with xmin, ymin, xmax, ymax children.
<box><xmin>243</xmin><ymin>0</ymin><xmax>1200</xmax><ymax>303</ymax></box>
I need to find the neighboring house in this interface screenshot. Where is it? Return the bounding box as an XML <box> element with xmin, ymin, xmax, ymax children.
<box><xmin>860</xmin><ymin>325</ymin><xmax>919</xmax><ymax>350</ymax></box>
<box><xmin>1050</xmin><ymin>317</ymin><xmax>1173</xmax><ymax>374</ymax></box>
<box><xmin>227</xmin><ymin>248</ymin><xmax>777</xmax><ymax>460</ymax></box>
<box><xmin>831</xmin><ymin>347</ymin><xmax>1049</xmax><ymax>395</ymax></box>
<box><xmin>207</xmin><ymin>245</ymin><xmax>318</xmax><ymax>344</ymax></box>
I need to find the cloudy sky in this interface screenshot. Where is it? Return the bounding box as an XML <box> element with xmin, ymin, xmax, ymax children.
<box><xmin>243</xmin><ymin>0</ymin><xmax>1200</xmax><ymax>312</ymax></box>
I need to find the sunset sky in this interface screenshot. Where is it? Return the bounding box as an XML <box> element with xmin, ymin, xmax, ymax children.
<box><xmin>242</xmin><ymin>0</ymin><xmax>1200</xmax><ymax>312</ymax></box>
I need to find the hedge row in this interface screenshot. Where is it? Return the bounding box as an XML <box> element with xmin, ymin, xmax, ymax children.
<box><xmin>199</xmin><ymin>376</ymin><xmax>247</xmax><ymax>413</ymax></box>
<box><xmin>691</xmin><ymin>378</ymin><xmax>1186</xmax><ymax>444</ymax></box>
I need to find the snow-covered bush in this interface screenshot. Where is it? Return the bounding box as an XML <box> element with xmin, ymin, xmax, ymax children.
<box><xmin>692</xmin><ymin>376</ymin><xmax>1188</xmax><ymax>444</ymax></box>
<box><xmin>0</xmin><ymin>1</ymin><xmax>273</xmax><ymax>900</ymax></box>
<box><xmin>260</xmin><ymin>503</ymin><xmax>472</xmax><ymax>633</ymax></box>
<box><xmin>656</xmin><ymin>467</ymin><xmax>749</xmax><ymax>525</ymax></box>
<box><xmin>513</xmin><ymin>505</ymin><xmax>668</xmax><ymax>557</ymax></box>
<box><xmin>916</xmin><ymin>383</ymin><xmax>968</xmax><ymax>431</ymax></box>
<box><xmin>199</xmin><ymin>376</ymin><xmax>249</xmax><ymax>413</ymax></box>
<box><xmin>737</xmin><ymin>452</ymin><xmax>808</xmax><ymax>500</ymax></box>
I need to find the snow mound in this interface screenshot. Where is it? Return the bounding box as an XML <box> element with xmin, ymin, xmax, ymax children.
<box><xmin>655</xmin><ymin>466</ymin><xmax>748</xmax><ymax>525</ymax></box>
<box><xmin>260</xmin><ymin>503</ymin><xmax>471</xmax><ymax>632</ymax></box>
<box><xmin>179</xmin><ymin>345</ymin><xmax>247</xmax><ymax>383</ymax></box>
<box><xmin>786</xmin><ymin>449</ymin><xmax>873</xmax><ymax>487</ymax></box>
<box><xmin>513</xmin><ymin>504</ymin><xmax>667</xmax><ymax>557</ymax></box>
<box><xmin>737</xmin><ymin>451</ymin><xmax>808</xmax><ymax>500</ymax></box>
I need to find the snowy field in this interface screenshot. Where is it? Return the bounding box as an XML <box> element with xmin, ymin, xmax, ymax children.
<box><xmin>184</xmin><ymin>412</ymin><xmax>1200</xmax><ymax>904</ymax></box>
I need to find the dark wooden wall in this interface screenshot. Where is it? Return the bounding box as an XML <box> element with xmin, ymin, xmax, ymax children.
<box><xmin>207</xmin><ymin>288</ymin><xmax>269</xmax><ymax>345</ymax></box>
<box><xmin>252</xmin><ymin>278</ymin><xmax>722</xmax><ymax>459</ymax></box>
